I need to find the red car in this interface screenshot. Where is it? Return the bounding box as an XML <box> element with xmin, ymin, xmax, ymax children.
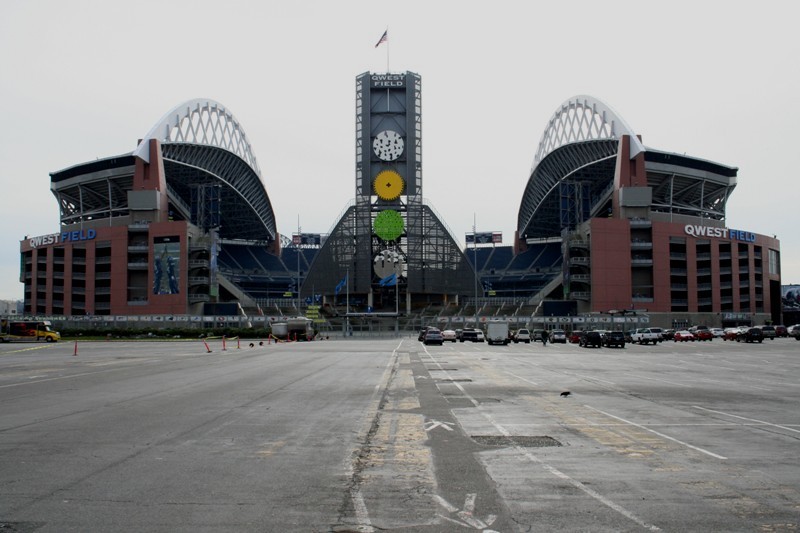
<box><xmin>723</xmin><ymin>328</ymin><xmax>741</xmax><ymax>341</ymax></box>
<box><xmin>694</xmin><ymin>329</ymin><xmax>713</xmax><ymax>341</ymax></box>
<box><xmin>569</xmin><ymin>331</ymin><xmax>582</xmax><ymax>344</ymax></box>
<box><xmin>674</xmin><ymin>330</ymin><xmax>695</xmax><ymax>342</ymax></box>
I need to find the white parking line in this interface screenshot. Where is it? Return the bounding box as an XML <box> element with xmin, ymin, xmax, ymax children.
<box><xmin>434</xmin><ymin>363</ymin><xmax>661</xmax><ymax>531</ymax></box>
<box><xmin>693</xmin><ymin>406</ymin><xmax>800</xmax><ymax>434</ymax></box>
<box><xmin>584</xmin><ymin>406</ymin><xmax>727</xmax><ymax>460</ymax></box>
<box><xmin>625</xmin><ymin>373</ymin><xmax>692</xmax><ymax>387</ymax></box>
<box><xmin>504</xmin><ymin>371</ymin><xmax>538</xmax><ymax>386</ymax></box>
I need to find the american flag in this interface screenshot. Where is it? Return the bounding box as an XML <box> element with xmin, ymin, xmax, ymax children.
<box><xmin>374</xmin><ymin>30</ymin><xmax>388</xmax><ymax>48</ymax></box>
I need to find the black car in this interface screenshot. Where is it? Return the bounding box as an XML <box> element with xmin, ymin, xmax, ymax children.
<box><xmin>418</xmin><ymin>327</ymin><xmax>431</xmax><ymax>341</ymax></box>
<box><xmin>736</xmin><ymin>327</ymin><xmax>764</xmax><ymax>343</ymax></box>
<box><xmin>579</xmin><ymin>331</ymin><xmax>602</xmax><ymax>348</ymax></box>
<box><xmin>603</xmin><ymin>331</ymin><xmax>626</xmax><ymax>348</ymax></box>
<box><xmin>759</xmin><ymin>325</ymin><xmax>776</xmax><ymax>340</ymax></box>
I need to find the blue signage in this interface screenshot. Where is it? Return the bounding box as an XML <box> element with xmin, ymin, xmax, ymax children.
<box><xmin>684</xmin><ymin>224</ymin><xmax>756</xmax><ymax>242</ymax></box>
<box><xmin>61</xmin><ymin>229</ymin><xmax>97</xmax><ymax>243</ymax></box>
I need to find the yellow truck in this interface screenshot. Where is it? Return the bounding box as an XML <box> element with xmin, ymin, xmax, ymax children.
<box><xmin>0</xmin><ymin>320</ymin><xmax>61</xmax><ymax>342</ymax></box>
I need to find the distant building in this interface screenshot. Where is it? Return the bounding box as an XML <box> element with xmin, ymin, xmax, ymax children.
<box><xmin>0</xmin><ymin>300</ymin><xmax>22</xmax><ymax>316</ymax></box>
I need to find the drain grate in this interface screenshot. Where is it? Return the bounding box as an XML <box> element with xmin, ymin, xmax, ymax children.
<box><xmin>428</xmin><ymin>368</ymin><xmax>458</xmax><ymax>371</ymax></box>
<box><xmin>471</xmin><ymin>435</ymin><xmax>562</xmax><ymax>448</ymax></box>
<box><xmin>436</xmin><ymin>378</ymin><xmax>473</xmax><ymax>382</ymax></box>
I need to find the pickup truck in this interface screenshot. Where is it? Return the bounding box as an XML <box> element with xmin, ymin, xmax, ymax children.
<box><xmin>630</xmin><ymin>328</ymin><xmax>660</xmax><ymax>345</ymax></box>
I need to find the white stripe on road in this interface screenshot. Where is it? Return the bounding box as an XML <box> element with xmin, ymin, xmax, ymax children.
<box><xmin>585</xmin><ymin>406</ymin><xmax>727</xmax><ymax>459</ymax></box>
<box><xmin>693</xmin><ymin>406</ymin><xmax>800</xmax><ymax>434</ymax></box>
<box><xmin>429</xmin><ymin>356</ymin><xmax>661</xmax><ymax>532</ymax></box>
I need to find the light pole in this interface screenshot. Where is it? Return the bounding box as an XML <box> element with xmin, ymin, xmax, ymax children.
<box><xmin>473</xmin><ymin>214</ymin><xmax>478</xmax><ymax>329</ymax></box>
<box><xmin>296</xmin><ymin>216</ymin><xmax>301</xmax><ymax>315</ymax></box>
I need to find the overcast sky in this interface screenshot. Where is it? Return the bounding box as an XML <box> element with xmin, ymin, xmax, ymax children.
<box><xmin>1</xmin><ymin>0</ymin><xmax>798</xmax><ymax>300</ymax></box>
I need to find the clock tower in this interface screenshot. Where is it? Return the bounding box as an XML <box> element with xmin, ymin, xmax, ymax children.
<box><xmin>301</xmin><ymin>71</ymin><xmax>475</xmax><ymax>311</ymax></box>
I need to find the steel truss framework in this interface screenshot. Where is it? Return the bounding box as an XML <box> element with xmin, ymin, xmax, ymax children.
<box><xmin>518</xmin><ymin>140</ymin><xmax>619</xmax><ymax>239</ymax></box>
<box><xmin>161</xmin><ymin>144</ymin><xmax>276</xmax><ymax>242</ymax></box>
<box><xmin>133</xmin><ymin>99</ymin><xmax>261</xmax><ymax>176</ymax></box>
<box><xmin>519</xmin><ymin>95</ymin><xmax>641</xmax><ymax>239</ymax></box>
<box><xmin>645</xmin><ymin>151</ymin><xmax>736</xmax><ymax>221</ymax></box>
<box><xmin>300</xmin><ymin>203</ymin><xmax>474</xmax><ymax>300</ymax></box>
<box><xmin>53</xmin><ymin>159</ymin><xmax>136</xmax><ymax>226</ymax></box>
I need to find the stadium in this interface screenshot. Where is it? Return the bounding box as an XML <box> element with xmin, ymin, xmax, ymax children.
<box><xmin>19</xmin><ymin>74</ymin><xmax>783</xmax><ymax>331</ymax></box>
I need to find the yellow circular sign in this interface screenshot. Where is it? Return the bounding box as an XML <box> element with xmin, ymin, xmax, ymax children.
<box><xmin>373</xmin><ymin>170</ymin><xmax>404</xmax><ymax>201</ymax></box>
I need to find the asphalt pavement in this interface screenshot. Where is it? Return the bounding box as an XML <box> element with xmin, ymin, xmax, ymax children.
<box><xmin>1</xmin><ymin>336</ymin><xmax>799</xmax><ymax>532</ymax></box>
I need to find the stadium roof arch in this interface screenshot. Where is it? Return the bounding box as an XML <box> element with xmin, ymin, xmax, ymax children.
<box><xmin>133</xmin><ymin>99</ymin><xmax>277</xmax><ymax>242</ymax></box>
<box><xmin>518</xmin><ymin>95</ymin><xmax>642</xmax><ymax>239</ymax></box>
<box><xmin>517</xmin><ymin>95</ymin><xmax>736</xmax><ymax>240</ymax></box>
<box><xmin>52</xmin><ymin>99</ymin><xmax>277</xmax><ymax>243</ymax></box>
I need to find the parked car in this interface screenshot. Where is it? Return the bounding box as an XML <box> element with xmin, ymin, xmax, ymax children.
<box><xmin>648</xmin><ymin>327</ymin><xmax>665</xmax><ymax>342</ymax></box>
<box><xmin>737</xmin><ymin>327</ymin><xmax>764</xmax><ymax>343</ymax></box>
<box><xmin>532</xmin><ymin>329</ymin><xmax>546</xmax><ymax>343</ymax></box>
<box><xmin>455</xmin><ymin>328</ymin><xmax>464</xmax><ymax>340</ymax></box>
<box><xmin>603</xmin><ymin>331</ymin><xmax>626</xmax><ymax>348</ymax></box>
<box><xmin>460</xmin><ymin>329</ymin><xmax>485</xmax><ymax>342</ymax></box>
<box><xmin>550</xmin><ymin>329</ymin><xmax>567</xmax><ymax>343</ymax></box>
<box><xmin>579</xmin><ymin>331</ymin><xmax>602</xmax><ymax>348</ymax></box>
<box><xmin>631</xmin><ymin>328</ymin><xmax>660</xmax><ymax>345</ymax></box>
<box><xmin>423</xmin><ymin>328</ymin><xmax>444</xmax><ymax>345</ymax></box>
<box><xmin>723</xmin><ymin>327</ymin><xmax>742</xmax><ymax>341</ymax></box>
<box><xmin>441</xmin><ymin>329</ymin><xmax>457</xmax><ymax>342</ymax></box>
<box><xmin>662</xmin><ymin>329</ymin><xmax>676</xmax><ymax>341</ymax></box>
<box><xmin>774</xmin><ymin>325</ymin><xmax>788</xmax><ymax>338</ymax></box>
<box><xmin>418</xmin><ymin>327</ymin><xmax>432</xmax><ymax>341</ymax></box>
<box><xmin>710</xmin><ymin>328</ymin><xmax>725</xmax><ymax>338</ymax></box>
<box><xmin>788</xmin><ymin>324</ymin><xmax>800</xmax><ymax>336</ymax></box>
<box><xmin>673</xmin><ymin>330</ymin><xmax>695</xmax><ymax>342</ymax></box>
<box><xmin>513</xmin><ymin>328</ymin><xmax>531</xmax><ymax>344</ymax></box>
<box><xmin>569</xmin><ymin>331</ymin><xmax>582</xmax><ymax>344</ymax></box>
<box><xmin>694</xmin><ymin>329</ymin><xmax>714</xmax><ymax>341</ymax></box>
<box><xmin>759</xmin><ymin>325</ymin><xmax>777</xmax><ymax>340</ymax></box>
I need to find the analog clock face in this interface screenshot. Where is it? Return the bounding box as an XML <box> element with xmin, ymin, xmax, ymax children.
<box><xmin>373</xmin><ymin>170</ymin><xmax>404</xmax><ymax>201</ymax></box>
<box><xmin>373</xmin><ymin>249</ymin><xmax>406</xmax><ymax>279</ymax></box>
<box><xmin>373</xmin><ymin>209</ymin><xmax>404</xmax><ymax>241</ymax></box>
<box><xmin>372</xmin><ymin>130</ymin><xmax>404</xmax><ymax>161</ymax></box>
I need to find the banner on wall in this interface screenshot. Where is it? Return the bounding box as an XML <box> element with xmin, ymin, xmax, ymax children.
<box><xmin>783</xmin><ymin>285</ymin><xmax>800</xmax><ymax>312</ymax></box>
<box><xmin>153</xmin><ymin>236</ymin><xmax>180</xmax><ymax>295</ymax></box>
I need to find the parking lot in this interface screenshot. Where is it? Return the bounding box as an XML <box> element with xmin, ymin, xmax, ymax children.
<box><xmin>1</xmin><ymin>336</ymin><xmax>798</xmax><ymax>531</ymax></box>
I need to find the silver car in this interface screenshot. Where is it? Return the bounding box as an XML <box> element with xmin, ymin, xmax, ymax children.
<box><xmin>550</xmin><ymin>329</ymin><xmax>567</xmax><ymax>343</ymax></box>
